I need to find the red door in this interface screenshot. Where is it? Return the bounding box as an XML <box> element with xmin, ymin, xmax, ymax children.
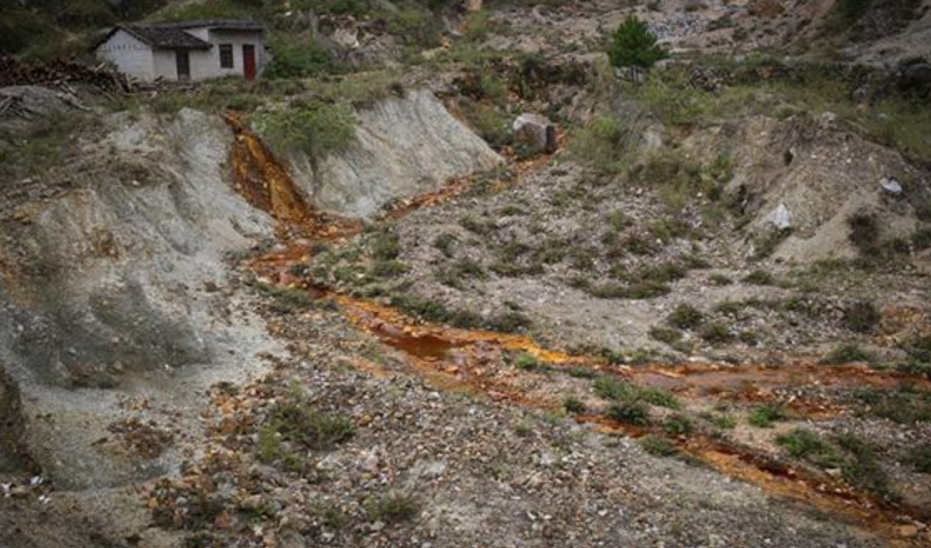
<box><xmin>243</xmin><ymin>44</ymin><xmax>256</xmax><ymax>81</ymax></box>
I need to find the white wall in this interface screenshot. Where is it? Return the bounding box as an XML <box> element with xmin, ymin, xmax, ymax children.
<box><xmin>97</xmin><ymin>27</ymin><xmax>268</xmax><ymax>82</ymax></box>
<box><xmin>152</xmin><ymin>49</ymin><xmax>180</xmax><ymax>80</ymax></box>
<box><xmin>182</xmin><ymin>29</ymin><xmax>266</xmax><ymax>81</ymax></box>
<box><xmin>96</xmin><ymin>30</ymin><xmax>155</xmax><ymax>81</ymax></box>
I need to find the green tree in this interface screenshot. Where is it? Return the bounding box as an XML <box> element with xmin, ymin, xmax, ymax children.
<box><xmin>607</xmin><ymin>16</ymin><xmax>668</xmax><ymax>70</ymax></box>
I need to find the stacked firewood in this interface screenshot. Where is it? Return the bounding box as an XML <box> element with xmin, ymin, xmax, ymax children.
<box><xmin>0</xmin><ymin>56</ymin><xmax>134</xmax><ymax>94</ymax></box>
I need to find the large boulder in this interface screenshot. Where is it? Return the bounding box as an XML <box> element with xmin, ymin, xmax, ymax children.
<box><xmin>512</xmin><ymin>113</ymin><xmax>557</xmax><ymax>155</ymax></box>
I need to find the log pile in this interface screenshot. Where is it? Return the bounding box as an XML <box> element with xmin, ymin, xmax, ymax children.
<box><xmin>0</xmin><ymin>56</ymin><xmax>134</xmax><ymax>94</ymax></box>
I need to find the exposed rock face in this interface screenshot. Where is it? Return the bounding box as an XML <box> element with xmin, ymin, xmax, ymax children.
<box><xmin>289</xmin><ymin>90</ymin><xmax>502</xmax><ymax>217</ymax></box>
<box><xmin>0</xmin><ymin>108</ymin><xmax>281</xmax><ymax>489</ymax></box>
<box><xmin>709</xmin><ymin>114</ymin><xmax>925</xmax><ymax>262</ymax></box>
<box><xmin>0</xmin><ymin>367</ymin><xmax>29</xmax><ymax>473</ymax></box>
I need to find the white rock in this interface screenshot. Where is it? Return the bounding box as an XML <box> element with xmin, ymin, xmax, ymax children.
<box><xmin>769</xmin><ymin>203</ymin><xmax>792</xmax><ymax>230</ymax></box>
<box><xmin>880</xmin><ymin>177</ymin><xmax>903</xmax><ymax>194</ymax></box>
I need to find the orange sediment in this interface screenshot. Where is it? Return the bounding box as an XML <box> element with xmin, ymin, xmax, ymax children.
<box><xmin>228</xmin><ymin>123</ymin><xmax>929</xmax><ymax>545</ymax></box>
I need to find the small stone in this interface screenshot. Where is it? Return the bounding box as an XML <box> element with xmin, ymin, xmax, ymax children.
<box><xmin>880</xmin><ymin>177</ymin><xmax>903</xmax><ymax>195</ymax></box>
<box><xmin>769</xmin><ymin>203</ymin><xmax>792</xmax><ymax>230</ymax></box>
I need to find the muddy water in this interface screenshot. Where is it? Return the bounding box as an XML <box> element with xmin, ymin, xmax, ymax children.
<box><xmin>228</xmin><ymin>125</ymin><xmax>928</xmax><ymax>546</ymax></box>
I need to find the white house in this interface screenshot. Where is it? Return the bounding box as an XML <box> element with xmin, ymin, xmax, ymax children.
<box><xmin>95</xmin><ymin>20</ymin><xmax>269</xmax><ymax>82</ymax></box>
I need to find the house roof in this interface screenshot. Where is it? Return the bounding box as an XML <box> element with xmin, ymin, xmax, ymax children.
<box><xmin>153</xmin><ymin>19</ymin><xmax>266</xmax><ymax>31</ymax></box>
<box><xmin>109</xmin><ymin>24</ymin><xmax>213</xmax><ymax>50</ymax></box>
<box><xmin>95</xmin><ymin>20</ymin><xmax>264</xmax><ymax>51</ymax></box>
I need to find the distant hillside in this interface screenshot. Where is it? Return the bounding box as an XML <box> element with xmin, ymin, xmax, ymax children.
<box><xmin>0</xmin><ymin>0</ymin><xmax>167</xmax><ymax>58</ymax></box>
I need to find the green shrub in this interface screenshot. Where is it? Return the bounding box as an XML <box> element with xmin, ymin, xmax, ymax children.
<box><xmin>256</xmin><ymin>101</ymin><xmax>356</xmax><ymax>161</ymax></box>
<box><xmin>265</xmin><ymin>34</ymin><xmax>340</xmax><ymax>79</ymax></box>
<box><xmin>388</xmin><ymin>6</ymin><xmax>443</xmax><ymax>47</ymax></box>
<box><xmin>607</xmin><ymin>16</ymin><xmax>668</xmax><ymax>70</ymax></box>
<box><xmin>843</xmin><ymin>300</ymin><xmax>880</xmax><ymax>333</ymax></box>
<box><xmin>433</xmin><ymin>233</ymin><xmax>457</xmax><ymax>257</ymax></box>
<box><xmin>835</xmin><ymin>434</ymin><xmax>895</xmax><ymax>501</ymax></box>
<box><xmin>649</xmin><ymin>326</ymin><xmax>682</xmax><ymax>345</ymax></box>
<box><xmin>514</xmin><ymin>353</ymin><xmax>541</xmax><ymax>371</ymax></box>
<box><xmin>265</xmin><ymin>401</ymin><xmax>354</xmax><ymax>450</ymax></box>
<box><xmin>371</xmin><ymin>232</ymin><xmax>401</xmax><ymax>261</ymax></box>
<box><xmin>748</xmin><ymin>403</ymin><xmax>786</xmax><ymax>428</ymax></box>
<box><xmin>710</xmin><ymin>414</ymin><xmax>736</xmax><ymax>430</ymax></box>
<box><xmin>699</xmin><ymin>323</ymin><xmax>734</xmax><ymax>344</ymax></box>
<box><xmin>743</xmin><ymin>269</ymin><xmax>775</xmax><ymax>286</ymax></box>
<box><xmin>563</xmin><ymin>396</ymin><xmax>586</xmax><ymax>414</ymax></box>
<box><xmin>639</xmin><ymin>387</ymin><xmax>681</xmax><ymax>409</ymax></box>
<box><xmin>364</xmin><ymin>492</ymin><xmax>419</xmax><ymax>524</ymax></box>
<box><xmin>821</xmin><ymin>344</ymin><xmax>873</xmax><ymax>365</ymax></box>
<box><xmin>847</xmin><ymin>212</ymin><xmax>881</xmax><ymax>255</ymax></box>
<box><xmin>639</xmin><ymin>435</ymin><xmax>679</xmax><ymax>457</ymax></box>
<box><xmin>607</xmin><ymin>402</ymin><xmax>651</xmax><ymax>425</ymax></box>
<box><xmin>593</xmin><ymin>376</ymin><xmax>636</xmax><ymax>401</ymax></box>
<box><xmin>663</xmin><ymin>414</ymin><xmax>693</xmax><ymax>436</ymax></box>
<box><xmin>667</xmin><ymin>304</ymin><xmax>704</xmax><ymax>329</ymax></box>
<box><xmin>775</xmin><ymin>429</ymin><xmax>844</xmax><ymax>468</ymax></box>
<box><xmin>568</xmin><ymin>116</ymin><xmax>628</xmax><ymax>174</ymax></box>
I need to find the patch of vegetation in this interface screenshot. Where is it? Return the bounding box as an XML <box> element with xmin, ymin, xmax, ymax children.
<box><xmin>263</xmin><ymin>400</ymin><xmax>354</xmax><ymax>452</ymax></box>
<box><xmin>513</xmin><ymin>353</ymin><xmax>542</xmax><ymax>371</ymax></box>
<box><xmin>364</xmin><ymin>492</ymin><xmax>419</xmax><ymax>524</ymax></box>
<box><xmin>255</xmin><ymin>283</ymin><xmax>314</xmax><ymax>313</ymax></box>
<box><xmin>753</xmin><ymin>228</ymin><xmax>792</xmax><ymax>261</ymax></box>
<box><xmin>852</xmin><ymin>387</ymin><xmax>931</xmax><ymax>424</ymax></box>
<box><xmin>834</xmin><ymin>433</ymin><xmax>895</xmax><ymax>502</ymax></box>
<box><xmin>699</xmin><ymin>323</ymin><xmax>734</xmax><ymax>345</ymax></box>
<box><xmin>256</xmin><ymin>100</ymin><xmax>356</xmax><ymax>161</ymax></box>
<box><xmin>0</xmin><ymin>111</ymin><xmax>90</xmax><ymax>181</ymax></box>
<box><xmin>593</xmin><ymin>377</ymin><xmax>681</xmax><ymax>410</ymax></box>
<box><xmin>438</xmin><ymin>257</ymin><xmax>486</xmax><ymax>287</ymax></box>
<box><xmin>587</xmin><ymin>280</ymin><xmax>672</xmax><ymax>300</ymax></box>
<box><xmin>708</xmin><ymin>274</ymin><xmax>733</xmax><ymax>286</ymax></box>
<box><xmin>568</xmin><ymin>116</ymin><xmax>629</xmax><ymax>175</ymax></box>
<box><xmin>747</xmin><ymin>403</ymin><xmax>786</xmax><ymax>428</ymax></box>
<box><xmin>607</xmin><ymin>401</ymin><xmax>651</xmax><ymax>426</ymax></box>
<box><xmin>776</xmin><ymin>429</ymin><xmax>844</xmax><ymax>469</ymax></box>
<box><xmin>662</xmin><ymin>414</ymin><xmax>693</xmax><ymax>436</ymax></box>
<box><xmin>821</xmin><ymin>344</ymin><xmax>873</xmax><ymax>365</ymax></box>
<box><xmin>566</xmin><ymin>367</ymin><xmax>598</xmax><ymax>379</ymax></box>
<box><xmin>709</xmin><ymin>414</ymin><xmax>737</xmax><ymax>430</ymax></box>
<box><xmin>370</xmin><ymin>260</ymin><xmax>409</xmax><ymax>278</ymax></box>
<box><xmin>907</xmin><ymin>445</ymin><xmax>931</xmax><ymax>474</ymax></box>
<box><xmin>639</xmin><ymin>435</ymin><xmax>679</xmax><ymax>457</ymax></box>
<box><xmin>846</xmin><ymin>212</ymin><xmax>881</xmax><ymax>256</ymax></box>
<box><xmin>563</xmin><ymin>395</ymin><xmax>586</xmax><ymax>414</ymax></box>
<box><xmin>649</xmin><ymin>326</ymin><xmax>683</xmax><ymax>346</ymax></box>
<box><xmin>433</xmin><ymin>233</ymin><xmax>458</xmax><ymax>258</ymax></box>
<box><xmin>667</xmin><ymin>304</ymin><xmax>704</xmax><ymax>329</ymax></box>
<box><xmin>743</xmin><ymin>269</ymin><xmax>775</xmax><ymax>286</ymax></box>
<box><xmin>264</xmin><ymin>33</ymin><xmax>341</xmax><ymax>78</ymax></box>
<box><xmin>607</xmin><ymin>16</ymin><xmax>668</xmax><ymax>69</ymax></box>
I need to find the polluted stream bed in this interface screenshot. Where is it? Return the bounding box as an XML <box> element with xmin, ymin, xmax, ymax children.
<box><xmin>229</xmin><ymin>114</ymin><xmax>930</xmax><ymax>546</ymax></box>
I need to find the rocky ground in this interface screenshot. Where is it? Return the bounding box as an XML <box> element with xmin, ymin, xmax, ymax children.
<box><xmin>2</xmin><ymin>0</ymin><xmax>931</xmax><ymax>547</ymax></box>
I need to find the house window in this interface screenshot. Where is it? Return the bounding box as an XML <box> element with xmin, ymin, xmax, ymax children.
<box><xmin>219</xmin><ymin>44</ymin><xmax>234</xmax><ymax>69</ymax></box>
